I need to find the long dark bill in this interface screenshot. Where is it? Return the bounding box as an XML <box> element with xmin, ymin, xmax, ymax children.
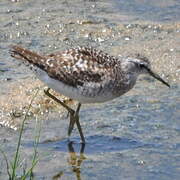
<box><xmin>147</xmin><ymin>68</ymin><xmax>170</xmax><ymax>88</ymax></box>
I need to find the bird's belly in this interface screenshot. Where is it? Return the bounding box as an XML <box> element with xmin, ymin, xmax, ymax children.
<box><xmin>36</xmin><ymin>69</ymin><xmax>118</xmax><ymax>103</ymax></box>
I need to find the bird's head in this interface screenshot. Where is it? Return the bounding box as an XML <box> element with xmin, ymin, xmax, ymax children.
<box><xmin>124</xmin><ymin>54</ymin><xmax>170</xmax><ymax>88</ymax></box>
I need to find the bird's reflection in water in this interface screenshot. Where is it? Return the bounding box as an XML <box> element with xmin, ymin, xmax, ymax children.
<box><xmin>53</xmin><ymin>142</ymin><xmax>86</xmax><ymax>180</ymax></box>
<box><xmin>68</xmin><ymin>142</ymin><xmax>86</xmax><ymax>179</ymax></box>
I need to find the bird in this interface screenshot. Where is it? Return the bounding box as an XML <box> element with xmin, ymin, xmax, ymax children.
<box><xmin>10</xmin><ymin>45</ymin><xmax>170</xmax><ymax>143</ymax></box>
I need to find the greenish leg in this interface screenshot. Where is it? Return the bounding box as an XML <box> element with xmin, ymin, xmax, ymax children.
<box><xmin>44</xmin><ymin>88</ymin><xmax>85</xmax><ymax>143</ymax></box>
<box><xmin>68</xmin><ymin>103</ymin><xmax>85</xmax><ymax>143</ymax></box>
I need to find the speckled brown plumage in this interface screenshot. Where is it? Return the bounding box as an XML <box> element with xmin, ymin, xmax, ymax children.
<box><xmin>10</xmin><ymin>46</ymin><xmax>119</xmax><ymax>88</ymax></box>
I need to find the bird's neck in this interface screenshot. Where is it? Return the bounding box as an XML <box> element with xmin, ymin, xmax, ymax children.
<box><xmin>113</xmin><ymin>61</ymin><xmax>140</xmax><ymax>96</ymax></box>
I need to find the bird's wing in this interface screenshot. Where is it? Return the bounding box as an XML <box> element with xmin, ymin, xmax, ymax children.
<box><xmin>46</xmin><ymin>47</ymin><xmax>115</xmax><ymax>87</ymax></box>
<box><xmin>10</xmin><ymin>46</ymin><xmax>116</xmax><ymax>88</ymax></box>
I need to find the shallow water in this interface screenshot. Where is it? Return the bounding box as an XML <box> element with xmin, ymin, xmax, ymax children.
<box><xmin>113</xmin><ymin>0</ymin><xmax>180</xmax><ymax>22</ymax></box>
<box><xmin>0</xmin><ymin>0</ymin><xmax>180</xmax><ymax>179</ymax></box>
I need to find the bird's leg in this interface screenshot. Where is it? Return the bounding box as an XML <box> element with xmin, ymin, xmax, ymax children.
<box><xmin>44</xmin><ymin>88</ymin><xmax>85</xmax><ymax>143</ymax></box>
<box><xmin>68</xmin><ymin>103</ymin><xmax>81</xmax><ymax>134</ymax></box>
<box><xmin>44</xmin><ymin>88</ymin><xmax>75</xmax><ymax>114</ymax></box>
<box><xmin>76</xmin><ymin>116</ymin><xmax>85</xmax><ymax>143</ymax></box>
<box><xmin>44</xmin><ymin>88</ymin><xmax>75</xmax><ymax>136</ymax></box>
<box><xmin>75</xmin><ymin>104</ymin><xmax>85</xmax><ymax>143</ymax></box>
<box><xmin>68</xmin><ymin>103</ymin><xmax>85</xmax><ymax>143</ymax></box>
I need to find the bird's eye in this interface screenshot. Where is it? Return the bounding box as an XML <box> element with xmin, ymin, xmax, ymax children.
<box><xmin>139</xmin><ymin>63</ymin><xmax>145</xmax><ymax>68</ymax></box>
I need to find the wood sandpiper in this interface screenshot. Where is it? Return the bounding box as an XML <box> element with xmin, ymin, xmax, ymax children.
<box><xmin>10</xmin><ymin>45</ymin><xmax>170</xmax><ymax>143</ymax></box>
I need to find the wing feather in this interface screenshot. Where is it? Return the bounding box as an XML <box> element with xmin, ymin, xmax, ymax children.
<box><xmin>45</xmin><ymin>47</ymin><xmax>114</xmax><ymax>87</ymax></box>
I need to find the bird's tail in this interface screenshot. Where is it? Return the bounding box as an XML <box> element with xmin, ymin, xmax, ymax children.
<box><xmin>10</xmin><ymin>45</ymin><xmax>46</xmax><ymax>67</ymax></box>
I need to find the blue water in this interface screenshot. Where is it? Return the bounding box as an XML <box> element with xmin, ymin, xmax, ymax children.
<box><xmin>113</xmin><ymin>0</ymin><xmax>180</xmax><ymax>22</ymax></box>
